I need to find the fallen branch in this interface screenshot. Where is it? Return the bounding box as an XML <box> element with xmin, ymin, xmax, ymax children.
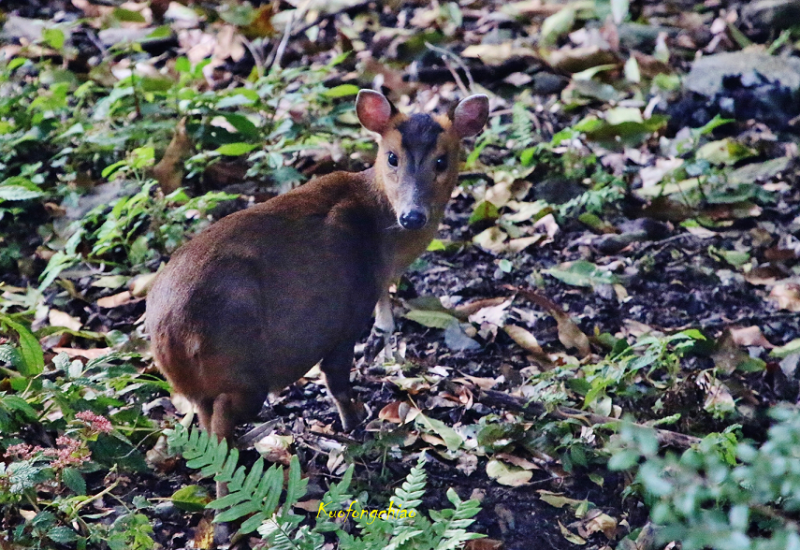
<box><xmin>479</xmin><ymin>389</ymin><xmax>702</xmax><ymax>449</ymax></box>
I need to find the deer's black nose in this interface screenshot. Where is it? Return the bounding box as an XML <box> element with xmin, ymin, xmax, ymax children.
<box><xmin>399</xmin><ymin>210</ymin><xmax>427</xmax><ymax>230</ymax></box>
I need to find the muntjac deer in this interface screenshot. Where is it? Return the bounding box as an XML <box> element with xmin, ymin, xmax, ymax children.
<box><xmin>146</xmin><ymin>89</ymin><xmax>488</xmax><ymax>447</ymax></box>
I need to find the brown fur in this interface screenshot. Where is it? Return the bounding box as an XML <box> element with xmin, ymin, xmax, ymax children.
<box><xmin>146</xmin><ymin>91</ymin><xmax>488</xmax><ymax>456</ymax></box>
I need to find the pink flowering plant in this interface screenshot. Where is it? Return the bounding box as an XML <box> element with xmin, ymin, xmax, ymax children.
<box><xmin>0</xmin><ymin>336</ymin><xmax>163</xmax><ymax>548</ymax></box>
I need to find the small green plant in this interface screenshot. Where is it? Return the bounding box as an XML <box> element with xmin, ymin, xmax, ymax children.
<box><xmin>0</xmin><ymin>314</ymin><xmax>164</xmax><ymax>549</ymax></box>
<box><xmin>608</xmin><ymin>407</ymin><xmax>800</xmax><ymax>550</ymax></box>
<box><xmin>166</xmin><ymin>423</ymin><xmax>485</xmax><ymax>549</ymax></box>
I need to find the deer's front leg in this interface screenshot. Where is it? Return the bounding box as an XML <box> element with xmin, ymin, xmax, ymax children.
<box><xmin>364</xmin><ymin>291</ymin><xmax>395</xmax><ymax>364</ymax></box>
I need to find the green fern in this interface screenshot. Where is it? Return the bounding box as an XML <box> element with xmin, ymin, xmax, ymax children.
<box><xmin>167</xmin><ymin>425</ymin><xmax>484</xmax><ymax>549</ymax></box>
<box><xmin>511</xmin><ymin>101</ymin><xmax>534</xmax><ymax>149</ymax></box>
<box><xmin>165</xmin><ymin>423</ymin><xmax>308</xmax><ymax>534</ymax></box>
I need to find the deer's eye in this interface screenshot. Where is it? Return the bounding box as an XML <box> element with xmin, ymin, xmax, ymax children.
<box><xmin>436</xmin><ymin>155</ymin><xmax>448</xmax><ymax>172</ymax></box>
<box><xmin>388</xmin><ymin>152</ymin><xmax>398</xmax><ymax>167</ymax></box>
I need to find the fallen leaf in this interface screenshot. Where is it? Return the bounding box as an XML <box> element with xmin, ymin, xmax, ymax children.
<box><xmin>462</xmin><ymin>43</ymin><xmax>538</xmax><ymax>65</ymax></box>
<box><xmin>730</xmin><ymin>326</ymin><xmax>774</xmax><ymax>348</ymax></box>
<box><xmin>253</xmin><ymin>434</ymin><xmax>293</xmax><ymax>465</ymax></box>
<box><xmin>48</xmin><ymin>309</ymin><xmax>82</xmax><ymax>332</ymax></box>
<box><xmin>473</xmin><ymin>227</ymin><xmax>509</xmax><ymax>254</ymax></box>
<box><xmin>503</xmin><ymin>324</ymin><xmax>543</xmax><ymax>354</ymax></box>
<box><xmin>537</xmin><ymin>490</ymin><xmax>584</xmax><ymax>509</ymax></box>
<box><xmin>468</xmin><ymin>299</ymin><xmax>512</xmax><ymax>327</ymax></box>
<box><xmin>584</xmin><ymin>510</ymin><xmax>618</xmax><ymax>539</ymax></box>
<box><xmin>769</xmin><ymin>282</ymin><xmax>800</xmax><ymax>312</ymax></box>
<box><xmin>558</xmin><ymin>521</ymin><xmax>587</xmax><ymax>545</ymax></box>
<box><xmin>486</xmin><ymin>459</ymin><xmax>532</xmax><ymax>486</ymax></box>
<box><xmin>379</xmin><ymin>401</ymin><xmax>420</xmax><ymax>424</ymax></box>
<box><xmin>293</xmin><ymin>499</ymin><xmax>322</xmax><ymax>512</ymax></box>
<box><xmin>464</xmin><ymin>538</ymin><xmax>503</xmax><ymax>550</ymax></box>
<box><xmin>456</xmin><ymin>453</ymin><xmax>479</xmax><ymax>476</ymax></box>
<box><xmin>495</xmin><ymin>453</ymin><xmax>540</xmax><ymax>470</ymax></box>
<box><xmin>96</xmin><ymin>291</ymin><xmax>136</xmax><ymax>308</ymax></box>
<box><xmin>455</xmin><ymin>297</ymin><xmax>509</xmax><ymax>317</ymax></box>
<box><xmin>51</xmin><ymin>347</ymin><xmax>111</xmax><ymax>360</ymax></box>
<box><xmin>152</xmin><ymin>118</ymin><xmax>193</xmax><ymax>194</ymax></box>
<box><xmin>517</xmin><ymin>289</ymin><xmax>591</xmax><ymax>357</ymax></box>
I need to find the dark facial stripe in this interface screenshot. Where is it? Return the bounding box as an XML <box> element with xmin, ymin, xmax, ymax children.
<box><xmin>397</xmin><ymin>114</ymin><xmax>443</xmax><ymax>166</ymax></box>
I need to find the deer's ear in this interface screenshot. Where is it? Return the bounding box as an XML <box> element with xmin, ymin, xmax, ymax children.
<box><xmin>356</xmin><ymin>90</ymin><xmax>396</xmax><ymax>134</ymax></box>
<box><xmin>451</xmin><ymin>94</ymin><xmax>489</xmax><ymax>138</ymax></box>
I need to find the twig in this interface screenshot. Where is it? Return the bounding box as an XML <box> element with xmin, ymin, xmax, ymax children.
<box><xmin>269</xmin><ymin>11</ymin><xmax>295</xmax><ymax>72</ymax></box>
<box><xmin>73</xmin><ymin>479</ymin><xmax>121</xmax><ymax>514</ymax></box>
<box><xmin>479</xmin><ymin>389</ymin><xmax>702</xmax><ymax>449</ymax></box>
<box><xmin>425</xmin><ymin>41</ymin><xmax>475</xmax><ymax>92</ymax></box>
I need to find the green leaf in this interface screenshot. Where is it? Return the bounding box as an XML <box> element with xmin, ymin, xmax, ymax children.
<box><xmin>404</xmin><ymin>309</ymin><xmax>458</xmax><ymax>329</ymax></box>
<box><xmin>415</xmin><ymin>414</ymin><xmax>463</xmax><ymax>451</ymax></box>
<box><xmin>322</xmin><ymin>84</ymin><xmax>360</xmax><ymax>98</ymax></box>
<box><xmin>47</xmin><ymin>526</ymin><xmax>79</xmax><ymax>544</ymax></box>
<box><xmin>216</xmin><ymin>143</ymin><xmax>258</xmax><ymax>156</ymax></box>
<box><xmin>0</xmin><ymin>316</ymin><xmax>44</xmax><ymax>376</ymax></box>
<box><xmin>171</xmin><ymin>485</ymin><xmax>211</xmax><ymax>512</ymax></box>
<box><xmin>468</xmin><ymin>201</ymin><xmax>499</xmax><ymax>225</ymax></box>
<box><xmin>607</xmin><ymin>449</ymin><xmax>639</xmax><ymax>471</ymax></box>
<box><xmin>42</xmin><ymin>28</ymin><xmax>65</xmax><ymax>50</ymax></box>
<box><xmin>611</xmin><ymin>0</ymin><xmax>630</xmax><ymax>23</ymax></box>
<box><xmin>427</xmin><ymin>239</ymin><xmax>446</xmax><ymax>252</ymax></box>
<box><xmin>540</xmin><ymin>7</ymin><xmax>575</xmax><ymax>46</ymax></box>
<box><xmin>544</xmin><ymin>260</ymin><xmax>618</xmax><ymax>288</ymax></box>
<box><xmin>62</xmin><ymin>467</ymin><xmax>87</xmax><ymax>495</ymax></box>
<box><xmin>113</xmin><ymin>7</ymin><xmax>147</xmax><ymax>23</ymax></box>
<box><xmin>0</xmin><ymin>177</ymin><xmax>44</xmax><ymax>201</ymax></box>
<box><xmin>771</xmin><ymin>338</ymin><xmax>800</xmax><ymax>358</ymax></box>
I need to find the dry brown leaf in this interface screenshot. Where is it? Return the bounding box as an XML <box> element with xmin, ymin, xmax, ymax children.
<box><xmin>537</xmin><ymin>490</ymin><xmax>584</xmax><ymax>509</ymax></box>
<box><xmin>533</xmin><ymin>213</ymin><xmax>560</xmax><ymax>241</ymax></box>
<box><xmin>452</xmin><ymin>375</ymin><xmax>500</xmax><ymax>390</ymax></box>
<box><xmin>152</xmin><ymin>118</ymin><xmax>192</xmax><ymax>194</ymax></box>
<box><xmin>293</xmin><ymin>499</ymin><xmax>322</xmax><ymax>512</ymax></box>
<box><xmin>486</xmin><ymin>459</ymin><xmax>532</xmax><ymax>486</ymax></box>
<box><xmin>378</xmin><ymin>401</ymin><xmax>419</xmax><ymax>424</ymax></box>
<box><xmin>191</xmin><ymin>516</ymin><xmax>215</xmax><ymax>550</ymax></box>
<box><xmin>583</xmin><ymin>510</ymin><xmax>618</xmax><ymax>539</ymax></box>
<box><xmin>51</xmin><ymin>347</ymin><xmax>111</xmax><ymax>360</ymax></box>
<box><xmin>96</xmin><ymin>291</ymin><xmax>136</xmax><ymax>308</ymax></box>
<box><xmin>495</xmin><ymin>453</ymin><xmax>540</xmax><ymax>471</ymax></box>
<box><xmin>130</xmin><ymin>272</ymin><xmax>159</xmax><ymax>297</ymax></box>
<box><xmin>769</xmin><ymin>282</ymin><xmax>800</xmax><ymax>312</ymax></box>
<box><xmin>473</xmin><ymin>227</ymin><xmax>509</xmax><ymax>254</ymax></box>
<box><xmin>547</xmin><ymin>46</ymin><xmax>620</xmax><ymax>73</ymax></box>
<box><xmin>730</xmin><ymin>326</ymin><xmax>774</xmax><ymax>348</ymax></box>
<box><xmin>455</xmin><ymin>296</ymin><xmax>509</xmax><ymax>317</ymax></box>
<box><xmin>743</xmin><ymin>265</ymin><xmax>784</xmax><ymax>286</ymax></box>
<box><xmin>507</xmin><ymin>235</ymin><xmax>545</xmax><ymax>253</ymax></box>
<box><xmin>465</xmin><ymin>539</ymin><xmax>503</xmax><ymax>550</ymax></box>
<box><xmin>558</xmin><ymin>521</ymin><xmax>587</xmax><ymax>545</ymax></box>
<box><xmin>456</xmin><ymin>453</ymin><xmax>479</xmax><ymax>477</ymax></box>
<box><xmin>621</xmin><ymin>319</ymin><xmax>657</xmax><ymax>338</ymax></box>
<box><xmin>253</xmin><ymin>434</ymin><xmax>293</xmax><ymax>465</ymax></box>
<box><xmin>517</xmin><ymin>289</ymin><xmax>591</xmax><ymax>357</ymax></box>
<box><xmin>503</xmin><ymin>324</ymin><xmax>543</xmax><ymax>354</ymax></box>
<box><xmin>468</xmin><ymin>299</ymin><xmax>512</xmax><ymax>327</ymax></box>
<box><xmin>48</xmin><ymin>309</ymin><xmax>82</xmax><ymax>332</ymax></box>
<box><xmin>461</xmin><ymin>43</ymin><xmax>538</xmax><ymax>66</ymax></box>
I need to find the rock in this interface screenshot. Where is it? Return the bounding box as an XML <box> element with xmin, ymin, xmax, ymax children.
<box><xmin>742</xmin><ymin>0</ymin><xmax>800</xmax><ymax>32</ymax></box>
<box><xmin>616</xmin><ymin>23</ymin><xmax>680</xmax><ymax>51</ymax></box>
<box><xmin>685</xmin><ymin>52</ymin><xmax>800</xmax><ymax>97</ymax></box>
<box><xmin>673</xmin><ymin>52</ymin><xmax>800</xmax><ymax>130</ymax></box>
